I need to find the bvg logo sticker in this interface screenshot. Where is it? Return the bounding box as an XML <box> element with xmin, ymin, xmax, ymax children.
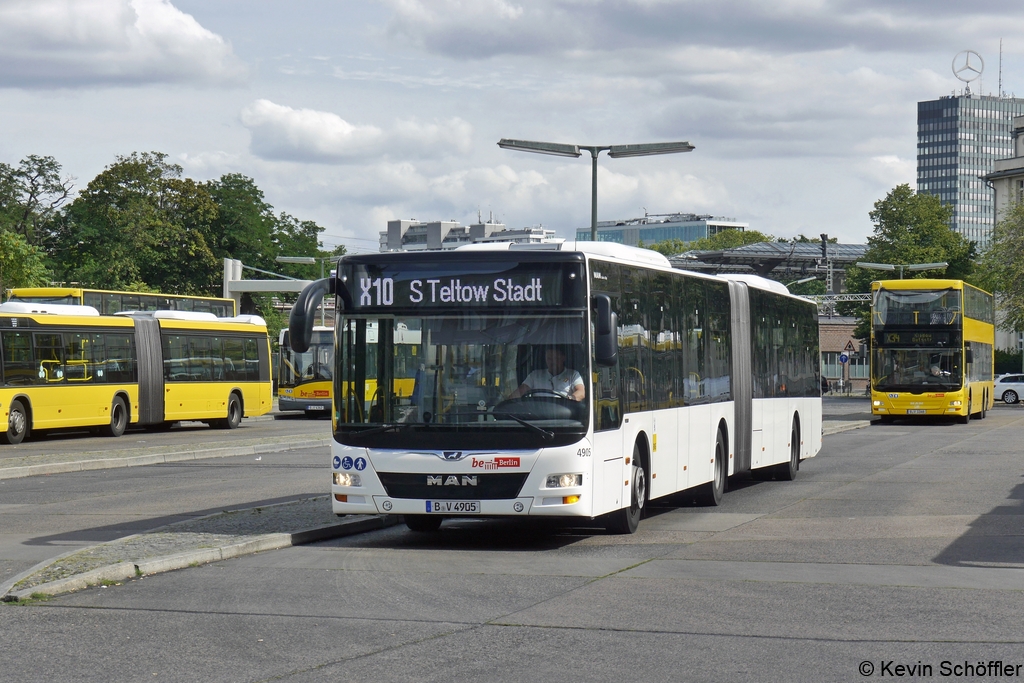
<box><xmin>471</xmin><ymin>457</ymin><xmax>520</xmax><ymax>469</ymax></box>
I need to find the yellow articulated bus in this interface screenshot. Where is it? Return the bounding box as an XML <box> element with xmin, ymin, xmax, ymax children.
<box><xmin>870</xmin><ymin>279</ymin><xmax>994</xmax><ymax>424</ymax></box>
<box><xmin>280</xmin><ymin>322</ymin><xmax>420</xmax><ymax>418</ymax></box>
<box><xmin>0</xmin><ymin>302</ymin><xmax>271</xmax><ymax>445</ymax></box>
<box><xmin>6</xmin><ymin>287</ymin><xmax>236</xmax><ymax>317</ymax></box>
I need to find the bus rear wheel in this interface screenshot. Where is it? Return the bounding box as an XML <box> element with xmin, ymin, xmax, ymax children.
<box><xmin>3</xmin><ymin>400</ymin><xmax>29</xmax><ymax>445</ymax></box>
<box><xmin>404</xmin><ymin>515</ymin><xmax>442</xmax><ymax>532</ymax></box>
<box><xmin>216</xmin><ymin>395</ymin><xmax>242</xmax><ymax>430</ymax></box>
<box><xmin>774</xmin><ymin>422</ymin><xmax>799</xmax><ymax>481</ymax></box>
<box><xmin>698</xmin><ymin>429</ymin><xmax>727</xmax><ymax>506</ymax></box>
<box><xmin>606</xmin><ymin>443</ymin><xmax>646</xmax><ymax>534</ymax></box>
<box><xmin>104</xmin><ymin>397</ymin><xmax>128</xmax><ymax>437</ymax></box>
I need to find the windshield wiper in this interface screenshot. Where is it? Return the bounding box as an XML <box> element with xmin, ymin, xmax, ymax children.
<box><xmin>492</xmin><ymin>411</ymin><xmax>554</xmax><ymax>440</ymax></box>
<box><xmin>345</xmin><ymin>422</ymin><xmax>418</xmax><ymax>440</ymax></box>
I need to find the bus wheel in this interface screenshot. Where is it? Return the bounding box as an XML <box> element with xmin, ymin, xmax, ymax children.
<box><xmin>104</xmin><ymin>397</ymin><xmax>128</xmax><ymax>438</ymax></box>
<box><xmin>980</xmin><ymin>392</ymin><xmax>987</xmax><ymax>420</ymax></box>
<box><xmin>775</xmin><ymin>421</ymin><xmax>799</xmax><ymax>481</ymax></box>
<box><xmin>218</xmin><ymin>394</ymin><xmax>242</xmax><ymax>430</ymax></box>
<box><xmin>1004</xmin><ymin>390</ymin><xmax>1019</xmax><ymax>405</ymax></box>
<box><xmin>3</xmin><ymin>400</ymin><xmax>29</xmax><ymax>445</ymax></box>
<box><xmin>606</xmin><ymin>443</ymin><xmax>646</xmax><ymax>534</ymax></box>
<box><xmin>404</xmin><ymin>515</ymin><xmax>442</xmax><ymax>532</ymax></box>
<box><xmin>698</xmin><ymin>429</ymin><xmax>727</xmax><ymax>506</ymax></box>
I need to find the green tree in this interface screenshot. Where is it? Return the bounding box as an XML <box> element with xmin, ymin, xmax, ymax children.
<box><xmin>0</xmin><ymin>230</ymin><xmax>49</xmax><ymax>297</ymax></box>
<box><xmin>844</xmin><ymin>184</ymin><xmax>977</xmax><ymax>339</ymax></box>
<box><xmin>979</xmin><ymin>200</ymin><xmax>1024</xmax><ymax>333</ymax></box>
<box><xmin>53</xmin><ymin>152</ymin><xmax>219</xmax><ymax>294</ymax></box>
<box><xmin>0</xmin><ymin>155</ymin><xmax>74</xmax><ymax>246</ymax></box>
<box><xmin>204</xmin><ymin>173</ymin><xmax>280</xmax><ymax>272</ymax></box>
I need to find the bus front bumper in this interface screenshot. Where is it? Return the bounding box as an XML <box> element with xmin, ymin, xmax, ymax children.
<box><xmin>279</xmin><ymin>396</ymin><xmax>331</xmax><ymax>413</ymax></box>
<box><xmin>872</xmin><ymin>394</ymin><xmax>965</xmax><ymax>416</ymax></box>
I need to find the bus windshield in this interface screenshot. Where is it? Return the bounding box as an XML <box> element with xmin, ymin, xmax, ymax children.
<box><xmin>280</xmin><ymin>330</ymin><xmax>334</xmax><ymax>387</ymax></box>
<box><xmin>871</xmin><ymin>347</ymin><xmax>962</xmax><ymax>391</ymax></box>
<box><xmin>873</xmin><ymin>288</ymin><xmax>960</xmax><ymax>326</ymax></box>
<box><xmin>337</xmin><ymin>312</ymin><xmax>588</xmax><ymax>448</ymax></box>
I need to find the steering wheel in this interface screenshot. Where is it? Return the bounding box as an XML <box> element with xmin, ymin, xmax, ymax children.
<box><xmin>521</xmin><ymin>389</ymin><xmax>567</xmax><ymax>400</ymax></box>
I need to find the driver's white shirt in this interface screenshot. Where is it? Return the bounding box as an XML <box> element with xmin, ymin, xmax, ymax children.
<box><xmin>522</xmin><ymin>367</ymin><xmax>584</xmax><ymax>398</ymax></box>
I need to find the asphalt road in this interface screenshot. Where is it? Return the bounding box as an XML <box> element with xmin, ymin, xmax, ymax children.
<box><xmin>3</xmin><ymin>402</ymin><xmax>1024</xmax><ymax>682</ymax></box>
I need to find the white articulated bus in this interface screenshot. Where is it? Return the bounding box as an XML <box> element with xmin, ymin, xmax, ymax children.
<box><xmin>288</xmin><ymin>242</ymin><xmax>822</xmax><ymax>533</ymax></box>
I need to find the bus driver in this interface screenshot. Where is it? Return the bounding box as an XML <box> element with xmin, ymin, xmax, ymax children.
<box><xmin>507</xmin><ymin>346</ymin><xmax>585</xmax><ymax>401</ymax></box>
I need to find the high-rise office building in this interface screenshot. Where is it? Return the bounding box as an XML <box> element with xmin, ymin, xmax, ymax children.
<box><xmin>917</xmin><ymin>94</ymin><xmax>1024</xmax><ymax>248</ymax></box>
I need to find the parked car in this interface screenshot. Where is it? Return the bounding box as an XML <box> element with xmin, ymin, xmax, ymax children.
<box><xmin>995</xmin><ymin>374</ymin><xmax>1024</xmax><ymax>404</ymax></box>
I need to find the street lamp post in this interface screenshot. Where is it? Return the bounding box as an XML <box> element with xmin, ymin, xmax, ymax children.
<box><xmin>497</xmin><ymin>139</ymin><xmax>695</xmax><ymax>242</ymax></box>
<box><xmin>855</xmin><ymin>261</ymin><xmax>949</xmax><ymax>279</ymax></box>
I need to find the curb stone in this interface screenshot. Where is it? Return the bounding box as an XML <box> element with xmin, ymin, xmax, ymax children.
<box><xmin>2</xmin><ymin>512</ymin><xmax>398</xmax><ymax>602</ymax></box>
<box><xmin>823</xmin><ymin>420</ymin><xmax>872</xmax><ymax>436</ymax></box>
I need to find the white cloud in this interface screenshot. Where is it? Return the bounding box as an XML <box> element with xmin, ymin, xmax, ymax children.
<box><xmin>383</xmin><ymin>0</ymin><xmax>1024</xmax><ymax>59</ymax></box>
<box><xmin>240</xmin><ymin>99</ymin><xmax>473</xmax><ymax>163</ymax></box>
<box><xmin>0</xmin><ymin>0</ymin><xmax>246</xmax><ymax>88</ymax></box>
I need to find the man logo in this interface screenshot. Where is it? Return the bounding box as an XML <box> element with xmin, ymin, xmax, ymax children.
<box><xmin>439</xmin><ymin>451</ymin><xmax>467</xmax><ymax>461</ymax></box>
<box><xmin>426</xmin><ymin>475</ymin><xmax>479</xmax><ymax>486</ymax></box>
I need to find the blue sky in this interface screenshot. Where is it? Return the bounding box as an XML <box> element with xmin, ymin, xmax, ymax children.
<box><xmin>2</xmin><ymin>0</ymin><xmax>1022</xmax><ymax>253</ymax></box>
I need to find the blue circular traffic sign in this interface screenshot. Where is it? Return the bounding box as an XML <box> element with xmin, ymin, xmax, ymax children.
<box><xmin>839</xmin><ymin>353</ymin><xmax>849</xmax><ymax>364</ymax></box>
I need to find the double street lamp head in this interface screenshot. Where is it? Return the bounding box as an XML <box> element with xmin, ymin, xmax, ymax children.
<box><xmin>497</xmin><ymin>138</ymin><xmax>695</xmax><ymax>241</ymax></box>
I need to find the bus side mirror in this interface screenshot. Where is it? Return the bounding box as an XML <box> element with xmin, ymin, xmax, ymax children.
<box><xmin>288</xmin><ymin>277</ymin><xmax>336</xmax><ymax>353</ymax></box>
<box><xmin>594</xmin><ymin>294</ymin><xmax>618</xmax><ymax>367</ymax></box>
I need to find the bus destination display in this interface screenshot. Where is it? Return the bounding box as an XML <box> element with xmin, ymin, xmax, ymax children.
<box><xmin>877</xmin><ymin>330</ymin><xmax>953</xmax><ymax>347</ymax></box>
<box><xmin>346</xmin><ymin>263</ymin><xmax>574</xmax><ymax>309</ymax></box>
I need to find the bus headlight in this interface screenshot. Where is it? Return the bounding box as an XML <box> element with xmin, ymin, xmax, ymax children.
<box><xmin>949</xmin><ymin>400</ymin><xmax>962</xmax><ymax>407</ymax></box>
<box><xmin>873</xmin><ymin>400</ymin><xmax>882</xmax><ymax>407</ymax></box>
<box><xmin>334</xmin><ymin>472</ymin><xmax>361</xmax><ymax>487</ymax></box>
<box><xmin>546</xmin><ymin>474</ymin><xmax>582</xmax><ymax>488</ymax></box>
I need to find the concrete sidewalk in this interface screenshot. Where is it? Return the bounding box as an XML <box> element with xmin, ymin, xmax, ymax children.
<box><xmin>1</xmin><ymin>413</ymin><xmax>870</xmax><ymax>601</ymax></box>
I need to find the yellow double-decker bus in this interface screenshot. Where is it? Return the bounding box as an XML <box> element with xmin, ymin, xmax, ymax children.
<box><xmin>6</xmin><ymin>287</ymin><xmax>235</xmax><ymax>317</ymax></box>
<box><xmin>1</xmin><ymin>303</ymin><xmax>271</xmax><ymax>445</ymax></box>
<box><xmin>870</xmin><ymin>279</ymin><xmax>994</xmax><ymax>423</ymax></box>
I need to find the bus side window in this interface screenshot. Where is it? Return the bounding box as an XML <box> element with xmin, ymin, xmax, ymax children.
<box><xmin>63</xmin><ymin>332</ymin><xmax>96</xmax><ymax>382</ymax></box>
<box><xmin>34</xmin><ymin>333</ymin><xmax>65</xmax><ymax>383</ymax></box>
<box><xmin>224</xmin><ymin>337</ymin><xmax>245</xmax><ymax>381</ymax></box>
<box><xmin>1</xmin><ymin>331</ymin><xmax>38</xmax><ymax>385</ymax></box>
